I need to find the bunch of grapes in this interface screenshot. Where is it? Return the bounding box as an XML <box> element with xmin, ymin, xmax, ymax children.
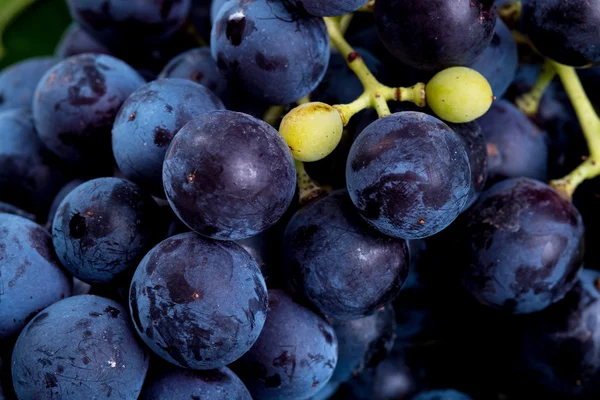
<box><xmin>1</xmin><ymin>0</ymin><xmax>600</xmax><ymax>399</ymax></box>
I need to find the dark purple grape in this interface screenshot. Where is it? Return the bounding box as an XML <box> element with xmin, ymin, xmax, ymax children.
<box><xmin>140</xmin><ymin>364</ymin><xmax>252</xmax><ymax>400</ymax></box>
<box><xmin>0</xmin><ymin>214</ymin><xmax>72</xmax><ymax>340</ymax></box>
<box><xmin>467</xmin><ymin>18</ymin><xmax>518</xmax><ymax>98</ymax></box>
<box><xmin>11</xmin><ymin>295</ymin><xmax>149</xmax><ymax>400</ymax></box>
<box><xmin>477</xmin><ymin>99</ymin><xmax>549</xmax><ymax>183</ymax></box>
<box><xmin>328</xmin><ymin>304</ymin><xmax>396</xmax><ymax>385</ymax></box>
<box><xmin>287</xmin><ymin>0</ymin><xmax>367</xmax><ymax>16</ymax></box>
<box><xmin>516</xmin><ymin>269</ymin><xmax>600</xmax><ymax>396</ymax></box>
<box><xmin>211</xmin><ymin>0</ymin><xmax>329</xmax><ymax>104</ymax></box>
<box><xmin>0</xmin><ymin>57</ymin><xmax>56</xmax><ymax>112</ymax></box>
<box><xmin>52</xmin><ymin>178</ymin><xmax>159</xmax><ymax>284</ymax></box>
<box><xmin>112</xmin><ymin>78</ymin><xmax>225</xmax><ymax>196</ymax></box>
<box><xmin>522</xmin><ymin>0</ymin><xmax>600</xmax><ymax>67</ymax></box>
<box><xmin>0</xmin><ymin>108</ymin><xmax>68</xmax><ymax>219</ymax></box>
<box><xmin>67</xmin><ymin>0</ymin><xmax>192</xmax><ymax>47</ymax></box>
<box><xmin>284</xmin><ymin>190</ymin><xmax>409</xmax><ymax>319</ymax></box>
<box><xmin>457</xmin><ymin>178</ymin><xmax>584</xmax><ymax>313</ymax></box>
<box><xmin>446</xmin><ymin>121</ymin><xmax>488</xmax><ymax>210</ymax></box>
<box><xmin>232</xmin><ymin>289</ymin><xmax>338</xmax><ymax>400</ymax></box>
<box><xmin>162</xmin><ymin>110</ymin><xmax>296</xmax><ymax>241</ymax></box>
<box><xmin>129</xmin><ymin>232</ymin><xmax>268</xmax><ymax>370</ymax></box>
<box><xmin>33</xmin><ymin>54</ymin><xmax>145</xmax><ymax>172</ymax></box>
<box><xmin>158</xmin><ymin>48</ymin><xmax>229</xmax><ymax>99</ymax></box>
<box><xmin>55</xmin><ymin>23</ymin><xmax>111</xmax><ymax>58</ymax></box>
<box><xmin>346</xmin><ymin>111</ymin><xmax>471</xmax><ymax>240</ymax></box>
<box><xmin>374</xmin><ymin>0</ymin><xmax>496</xmax><ymax>71</ymax></box>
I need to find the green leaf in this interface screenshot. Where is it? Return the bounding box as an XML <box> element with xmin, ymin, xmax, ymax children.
<box><xmin>0</xmin><ymin>0</ymin><xmax>72</xmax><ymax>69</ymax></box>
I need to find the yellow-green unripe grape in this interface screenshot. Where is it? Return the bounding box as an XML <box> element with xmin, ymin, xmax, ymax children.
<box><xmin>426</xmin><ymin>67</ymin><xmax>494</xmax><ymax>123</ymax></box>
<box><xmin>279</xmin><ymin>102</ymin><xmax>344</xmax><ymax>162</ymax></box>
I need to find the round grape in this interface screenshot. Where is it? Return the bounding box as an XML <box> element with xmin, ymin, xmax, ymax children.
<box><xmin>279</xmin><ymin>102</ymin><xmax>344</xmax><ymax>162</ymax></box>
<box><xmin>426</xmin><ymin>67</ymin><xmax>494</xmax><ymax>123</ymax></box>
<box><xmin>346</xmin><ymin>111</ymin><xmax>471</xmax><ymax>240</ymax></box>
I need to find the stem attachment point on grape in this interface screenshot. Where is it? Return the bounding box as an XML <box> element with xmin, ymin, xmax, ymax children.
<box><xmin>295</xmin><ymin>160</ymin><xmax>331</xmax><ymax>205</ymax></box>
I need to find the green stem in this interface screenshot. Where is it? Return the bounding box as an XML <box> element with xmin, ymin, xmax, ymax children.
<box><xmin>0</xmin><ymin>0</ymin><xmax>39</xmax><ymax>61</ymax></box>
<box><xmin>324</xmin><ymin>17</ymin><xmax>426</xmax><ymax>121</ymax></box>
<box><xmin>515</xmin><ymin>59</ymin><xmax>555</xmax><ymax>117</ymax></box>
<box><xmin>295</xmin><ymin>160</ymin><xmax>331</xmax><ymax>205</ymax></box>
<box><xmin>549</xmin><ymin>61</ymin><xmax>600</xmax><ymax>199</ymax></box>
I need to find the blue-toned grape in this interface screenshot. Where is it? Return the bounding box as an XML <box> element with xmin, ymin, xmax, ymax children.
<box><xmin>328</xmin><ymin>304</ymin><xmax>396</xmax><ymax>385</ymax></box>
<box><xmin>467</xmin><ymin>18</ymin><xmax>517</xmax><ymax>98</ymax></box>
<box><xmin>477</xmin><ymin>99</ymin><xmax>549</xmax><ymax>182</ymax></box>
<box><xmin>0</xmin><ymin>108</ymin><xmax>68</xmax><ymax>218</ymax></box>
<box><xmin>45</xmin><ymin>179</ymin><xmax>86</xmax><ymax>229</ymax></box>
<box><xmin>374</xmin><ymin>0</ymin><xmax>496</xmax><ymax>71</ymax></box>
<box><xmin>158</xmin><ymin>48</ymin><xmax>229</xmax><ymax>100</ymax></box>
<box><xmin>211</xmin><ymin>0</ymin><xmax>329</xmax><ymax>104</ymax></box>
<box><xmin>457</xmin><ymin>178</ymin><xmax>584</xmax><ymax>313</ymax></box>
<box><xmin>232</xmin><ymin>289</ymin><xmax>338</xmax><ymax>400</ymax></box>
<box><xmin>67</xmin><ymin>0</ymin><xmax>192</xmax><ymax>47</ymax></box>
<box><xmin>412</xmin><ymin>389</ymin><xmax>473</xmax><ymax>400</ymax></box>
<box><xmin>0</xmin><ymin>57</ymin><xmax>56</xmax><ymax>111</ymax></box>
<box><xmin>52</xmin><ymin>178</ymin><xmax>159</xmax><ymax>284</ymax></box>
<box><xmin>163</xmin><ymin>110</ymin><xmax>296</xmax><ymax>241</ymax></box>
<box><xmin>288</xmin><ymin>0</ymin><xmax>367</xmax><ymax>16</ymax></box>
<box><xmin>129</xmin><ymin>232</ymin><xmax>268</xmax><ymax>370</ymax></box>
<box><xmin>211</xmin><ymin>0</ymin><xmax>231</xmax><ymax>23</ymax></box>
<box><xmin>516</xmin><ymin>269</ymin><xmax>600</xmax><ymax>396</ymax></box>
<box><xmin>284</xmin><ymin>190</ymin><xmax>409</xmax><ymax>319</ymax></box>
<box><xmin>33</xmin><ymin>54</ymin><xmax>145</xmax><ymax>171</ymax></box>
<box><xmin>346</xmin><ymin>111</ymin><xmax>471</xmax><ymax>240</ymax></box>
<box><xmin>0</xmin><ymin>202</ymin><xmax>35</xmax><ymax>221</ymax></box>
<box><xmin>140</xmin><ymin>364</ymin><xmax>252</xmax><ymax>400</ymax></box>
<box><xmin>446</xmin><ymin>121</ymin><xmax>487</xmax><ymax>210</ymax></box>
<box><xmin>112</xmin><ymin>78</ymin><xmax>224</xmax><ymax>196</ymax></box>
<box><xmin>11</xmin><ymin>295</ymin><xmax>149</xmax><ymax>400</ymax></box>
<box><xmin>0</xmin><ymin>214</ymin><xmax>72</xmax><ymax>340</ymax></box>
<box><xmin>55</xmin><ymin>23</ymin><xmax>111</xmax><ymax>58</ymax></box>
<box><xmin>522</xmin><ymin>0</ymin><xmax>600</xmax><ymax>67</ymax></box>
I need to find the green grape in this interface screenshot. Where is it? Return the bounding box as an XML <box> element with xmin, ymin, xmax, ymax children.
<box><xmin>426</xmin><ymin>66</ymin><xmax>493</xmax><ymax>123</ymax></box>
<box><xmin>279</xmin><ymin>102</ymin><xmax>344</xmax><ymax>162</ymax></box>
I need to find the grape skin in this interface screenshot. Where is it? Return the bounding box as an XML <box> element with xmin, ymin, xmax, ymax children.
<box><xmin>129</xmin><ymin>232</ymin><xmax>268</xmax><ymax>370</ymax></box>
<box><xmin>522</xmin><ymin>0</ymin><xmax>600</xmax><ymax>67</ymax></box>
<box><xmin>11</xmin><ymin>295</ymin><xmax>149</xmax><ymax>400</ymax></box>
<box><xmin>287</xmin><ymin>0</ymin><xmax>368</xmax><ymax>17</ymax></box>
<box><xmin>468</xmin><ymin>18</ymin><xmax>518</xmax><ymax>99</ymax></box>
<box><xmin>67</xmin><ymin>0</ymin><xmax>191</xmax><ymax>48</ymax></box>
<box><xmin>0</xmin><ymin>57</ymin><xmax>56</xmax><ymax>112</ymax></box>
<box><xmin>346</xmin><ymin>111</ymin><xmax>471</xmax><ymax>240</ymax></box>
<box><xmin>211</xmin><ymin>0</ymin><xmax>329</xmax><ymax>104</ymax></box>
<box><xmin>374</xmin><ymin>0</ymin><xmax>497</xmax><ymax>71</ymax></box>
<box><xmin>284</xmin><ymin>190</ymin><xmax>409</xmax><ymax>320</ymax></box>
<box><xmin>0</xmin><ymin>214</ymin><xmax>72</xmax><ymax>340</ymax></box>
<box><xmin>162</xmin><ymin>110</ymin><xmax>296</xmax><ymax>241</ymax></box>
<box><xmin>33</xmin><ymin>54</ymin><xmax>145</xmax><ymax>172</ymax></box>
<box><xmin>457</xmin><ymin>178</ymin><xmax>584</xmax><ymax>314</ymax></box>
<box><xmin>158</xmin><ymin>48</ymin><xmax>229</xmax><ymax>100</ymax></box>
<box><xmin>476</xmin><ymin>99</ymin><xmax>549</xmax><ymax>182</ymax></box>
<box><xmin>112</xmin><ymin>78</ymin><xmax>225</xmax><ymax>196</ymax></box>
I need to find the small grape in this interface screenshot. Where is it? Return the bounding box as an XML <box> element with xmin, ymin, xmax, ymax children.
<box><xmin>426</xmin><ymin>67</ymin><xmax>493</xmax><ymax>123</ymax></box>
<box><xmin>279</xmin><ymin>102</ymin><xmax>344</xmax><ymax>162</ymax></box>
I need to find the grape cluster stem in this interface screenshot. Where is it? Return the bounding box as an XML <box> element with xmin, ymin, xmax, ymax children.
<box><xmin>324</xmin><ymin>17</ymin><xmax>426</xmax><ymax>123</ymax></box>
<box><xmin>515</xmin><ymin>59</ymin><xmax>556</xmax><ymax>117</ymax></box>
<box><xmin>550</xmin><ymin>62</ymin><xmax>600</xmax><ymax>199</ymax></box>
<box><xmin>295</xmin><ymin>160</ymin><xmax>331</xmax><ymax>205</ymax></box>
